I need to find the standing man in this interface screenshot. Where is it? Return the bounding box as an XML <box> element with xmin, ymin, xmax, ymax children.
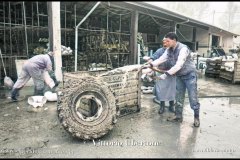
<box><xmin>143</xmin><ymin>32</ymin><xmax>200</xmax><ymax>127</ymax></box>
<box><xmin>143</xmin><ymin>38</ymin><xmax>176</xmax><ymax>114</ymax></box>
<box><xmin>11</xmin><ymin>51</ymin><xmax>58</xmax><ymax>101</ymax></box>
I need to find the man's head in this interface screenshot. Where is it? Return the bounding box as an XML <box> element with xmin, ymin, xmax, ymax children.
<box><xmin>164</xmin><ymin>32</ymin><xmax>178</xmax><ymax>48</ymax></box>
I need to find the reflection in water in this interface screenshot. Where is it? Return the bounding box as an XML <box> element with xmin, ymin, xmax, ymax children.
<box><xmin>229</xmin><ymin>97</ymin><xmax>240</xmax><ymax>105</ymax></box>
<box><xmin>177</xmin><ymin>122</ymin><xmax>199</xmax><ymax>157</ymax></box>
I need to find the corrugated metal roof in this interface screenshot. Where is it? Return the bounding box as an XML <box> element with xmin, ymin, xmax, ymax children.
<box><xmin>125</xmin><ymin>2</ymin><xmax>239</xmax><ymax>36</ymax></box>
<box><xmin>59</xmin><ymin>2</ymin><xmax>239</xmax><ymax>36</ymax></box>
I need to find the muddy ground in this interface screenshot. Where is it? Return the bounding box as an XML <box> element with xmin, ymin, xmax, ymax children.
<box><xmin>0</xmin><ymin>74</ymin><xmax>240</xmax><ymax>158</ymax></box>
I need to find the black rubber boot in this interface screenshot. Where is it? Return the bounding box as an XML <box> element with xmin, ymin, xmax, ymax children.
<box><xmin>194</xmin><ymin>109</ymin><xmax>200</xmax><ymax>127</ymax></box>
<box><xmin>34</xmin><ymin>88</ymin><xmax>44</xmax><ymax>96</ymax></box>
<box><xmin>167</xmin><ymin>107</ymin><xmax>183</xmax><ymax>122</ymax></box>
<box><xmin>11</xmin><ymin>88</ymin><xmax>19</xmax><ymax>102</ymax></box>
<box><xmin>169</xmin><ymin>101</ymin><xmax>175</xmax><ymax>113</ymax></box>
<box><xmin>158</xmin><ymin>101</ymin><xmax>165</xmax><ymax>114</ymax></box>
<box><xmin>34</xmin><ymin>87</ymin><xmax>38</xmax><ymax>95</ymax></box>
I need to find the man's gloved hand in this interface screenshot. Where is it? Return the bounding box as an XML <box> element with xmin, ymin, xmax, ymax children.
<box><xmin>54</xmin><ymin>81</ymin><xmax>60</xmax><ymax>87</ymax></box>
<box><xmin>156</xmin><ymin>73</ymin><xmax>167</xmax><ymax>80</ymax></box>
<box><xmin>51</xmin><ymin>81</ymin><xmax>60</xmax><ymax>92</ymax></box>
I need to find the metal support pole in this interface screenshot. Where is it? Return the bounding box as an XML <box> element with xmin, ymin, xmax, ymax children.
<box><xmin>75</xmin><ymin>2</ymin><xmax>101</xmax><ymax>71</ymax></box>
<box><xmin>9</xmin><ymin>2</ymin><xmax>12</xmax><ymax>56</ymax></box>
<box><xmin>74</xmin><ymin>4</ymin><xmax>76</xmax><ymax>27</ymax></box>
<box><xmin>65</xmin><ymin>4</ymin><xmax>67</xmax><ymax>46</ymax></box>
<box><xmin>31</xmin><ymin>2</ymin><xmax>33</xmax><ymax>44</ymax></box>
<box><xmin>3</xmin><ymin>2</ymin><xmax>6</xmax><ymax>53</ymax></box>
<box><xmin>36</xmin><ymin>2</ymin><xmax>39</xmax><ymax>37</ymax></box>
<box><xmin>106</xmin><ymin>10</ymin><xmax>108</xmax><ymax>43</ymax></box>
<box><xmin>119</xmin><ymin>14</ymin><xmax>121</xmax><ymax>51</ymax></box>
<box><xmin>23</xmin><ymin>2</ymin><xmax>29</xmax><ymax>57</ymax></box>
<box><xmin>137</xmin><ymin>44</ymin><xmax>140</xmax><ymax>64</ymax></box>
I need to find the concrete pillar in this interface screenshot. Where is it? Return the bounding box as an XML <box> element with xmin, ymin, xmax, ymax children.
<box><xmin>48</xmin><ymin>2</ymin><xmax>62</xmax><ymax>81</ymax></box>
<box><xmin>130</xmin><ymin>10</ymin><xmax>138</xmax><ymax>64</ymax></box>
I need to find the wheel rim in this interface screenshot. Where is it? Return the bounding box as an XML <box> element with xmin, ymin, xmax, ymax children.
<box><xmin>73</xmin><ymin>92</ymin><xmax>105</xmax><ymax>122</ymax></box>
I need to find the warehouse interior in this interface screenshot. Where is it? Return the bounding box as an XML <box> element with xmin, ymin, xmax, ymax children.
<box><xmin>0</xmin><ymin>2</ymin><xmax>175</xmax><ymax>85</ymax></box>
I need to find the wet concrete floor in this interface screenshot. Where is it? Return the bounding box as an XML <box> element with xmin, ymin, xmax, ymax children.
<box><xmin>0</xmin><ymin>74</ymin><xmax>240</xmax><ymax>158</ymax></box>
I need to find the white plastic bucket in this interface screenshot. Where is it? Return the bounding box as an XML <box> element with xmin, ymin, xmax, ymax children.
<box><xmin>44</xmin><ymin>91</ymin><xmax>58</xmax><ymax>102</ymax></box>
<box><xmin>28</xmin><ymin>96</ymin><xmax>47</xmax><ymax>108</ymax></box>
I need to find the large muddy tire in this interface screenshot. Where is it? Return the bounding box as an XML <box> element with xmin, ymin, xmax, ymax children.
<box><xmin>57</xmin><ymin>76</ymin><xmax>117</xmax><ymax>140</ymax></box>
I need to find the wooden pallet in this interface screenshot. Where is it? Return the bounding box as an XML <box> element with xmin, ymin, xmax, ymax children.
<box><xmin>219</xmin><ymin>61</ymin><xmax>240</xmax><ymax>84</ymax></box>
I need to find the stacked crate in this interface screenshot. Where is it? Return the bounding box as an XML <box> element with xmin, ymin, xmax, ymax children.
<box><xmin>219</xmin><ymin>61</ymin><xmax>240</xmax><ymax>84</ymax></box>
<box><xmin>205</xmin><ymin>59</ymin><xmax>222</xmax><ymax>77</ymax></box>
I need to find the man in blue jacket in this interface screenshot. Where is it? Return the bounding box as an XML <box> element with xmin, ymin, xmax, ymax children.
<box><xmin>143</xmin><ymin>38</ymin><xmax>176</xmax><ymax>114</ymax></box>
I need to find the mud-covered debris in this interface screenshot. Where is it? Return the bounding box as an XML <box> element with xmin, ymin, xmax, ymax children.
<box><xmin>50</xmin><ymin>121</ymin><xmax>59</xmax><ymax>129</ymax></box>
<box><xmin>100</xmin><ymin>65</ymin><xmax>142</xmax><ymax>76</ymax></box>
<box><xmin>35</xmin><ymin>126</ymin><xmax>40</xmax><ymax>130</ymax></box>
<box><xmin>42</xmin><ymin>139</ymin><xmax>49</xmax><ymax>147</ymax></box>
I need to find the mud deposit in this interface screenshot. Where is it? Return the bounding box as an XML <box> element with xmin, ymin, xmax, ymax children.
<box><xmin>0</xmin><ymin>75</ymin><xmax>240</xmax><ymax>158</ymax></box>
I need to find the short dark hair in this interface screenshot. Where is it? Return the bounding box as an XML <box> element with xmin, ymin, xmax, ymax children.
<box><xmin>164</xmin><ymin>32</ymin><xmax>178</xmax><ymax>41</ymax></box>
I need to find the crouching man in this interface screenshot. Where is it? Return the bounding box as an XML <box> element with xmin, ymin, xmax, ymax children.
<box><xmin>11</xmin><ymin>51</ymin><xmax>59</xmax><ymax>101</ymax></box>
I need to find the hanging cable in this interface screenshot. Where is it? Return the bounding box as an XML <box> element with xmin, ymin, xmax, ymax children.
<box><xmin>176</xmin><ymin>29</ymin><xmax>193</xmax><ymax>42</ymax></box>
<box><xmin>100</xmin><ymin>3</ymin><xmax>132</xmax><ymax>16</ymax></box>
<box><xmin>145</xmin><ymin>9</ymin><xmax>172</xmax><ymax>29</ymax></box>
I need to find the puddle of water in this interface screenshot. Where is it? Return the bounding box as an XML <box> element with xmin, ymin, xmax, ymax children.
<box><xmin>0</xmin><ymin>86</ymin><xmax>34</xmax><ymax>99</ymax></box>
